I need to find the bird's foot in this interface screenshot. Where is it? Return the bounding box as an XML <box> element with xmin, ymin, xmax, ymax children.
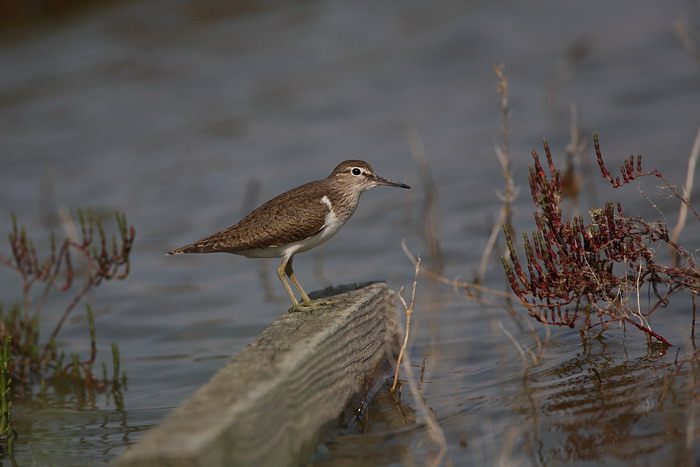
<box><xmin>287</xmin><ymin>298</ymin><xmax>338</xmax><ymax>313</ymax></box>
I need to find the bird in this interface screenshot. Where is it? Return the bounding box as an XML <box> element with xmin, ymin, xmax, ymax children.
<box><xmin>168</xmin><ymin>160</ymin><xmax>411</xmax><ymax>308</ymax></box>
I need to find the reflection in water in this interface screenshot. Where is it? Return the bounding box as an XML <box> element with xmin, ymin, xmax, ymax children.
<box><xmin>8</xmin><ymin>379</ymin><xmax>134</xmax><ymax>465</ymax></box>
<box><xmin>515</xmin><ymin>339</ymin><xmax>698</xmax><ymax>465</ymax></box>
<box><xmin>1</xmin><ymin>0</ymin><xmax>699</xmax><ymax>463</ymax></box>
<box><xmin>315</xmin><ymin>334</ymin><xmax>699</xmax><ymax>466</ymax></box>
<box><xmin>313</xmin><ymin>381</ymin><xmax>418</xmax><ymax>466</ymax></box>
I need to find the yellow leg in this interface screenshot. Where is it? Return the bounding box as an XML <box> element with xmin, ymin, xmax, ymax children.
<box><xmin>286</xmin><ymin>256</ymin><xmax>311</xmax><ymax>303</ymax></box>
<box><xmin>277</xmin><ymin>257</ymin><xmax>299</xmax><ymax>306</ymax></box>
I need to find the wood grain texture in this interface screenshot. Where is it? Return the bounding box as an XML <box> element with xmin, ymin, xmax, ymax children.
<box><xmin>116</xmin><ymin>282</ymin><xmax>400</xmax><ymax>467</ymax></box>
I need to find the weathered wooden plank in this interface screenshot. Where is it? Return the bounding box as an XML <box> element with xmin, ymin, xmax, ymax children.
<box><xmin>116</xmin><ymin>281</ymin><xmax>399</xmax><ymax>467</ymax></box>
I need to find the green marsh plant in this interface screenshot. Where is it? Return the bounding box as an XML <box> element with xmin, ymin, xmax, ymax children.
<box><xmin>0</xmin><ymin>208</ymin><xmax>134</xmax><ymax>402</ymax></box>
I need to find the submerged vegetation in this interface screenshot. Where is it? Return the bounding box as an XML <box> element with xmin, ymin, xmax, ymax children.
<box><xmin>502</xmin><ymin>135</ymin><xmax>699</xmax><ymax>346</ymax></box>
<box><xmin>406</xmin><ymin>67</ymin><xmax>700</xmax><ymax>349</ymax></box>
<box><xmin>0</xmin><ymin>337</ymin><xmax>12</xmax><ymax>450</ymax></box>
<box><xmin>0</xmin><ymin>208</ymin><xmax>135</xmax><ymax>448</ymax></box>
<box><xmin>394</xmin><ymin>66</ymin><xmax>700</xmax><ymax>465</ymax></box>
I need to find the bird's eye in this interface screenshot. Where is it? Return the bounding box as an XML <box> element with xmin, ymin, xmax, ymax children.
<box><xmin>352</xmin><ymin>168</ymin><xmax>362</xmax><ymax>176</ymax></box>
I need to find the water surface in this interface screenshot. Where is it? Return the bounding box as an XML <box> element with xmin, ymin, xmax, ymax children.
<box><xmin>1</xmin><ymin>0</ymin><xmax>699</xmax><ymax>464</ymax></box>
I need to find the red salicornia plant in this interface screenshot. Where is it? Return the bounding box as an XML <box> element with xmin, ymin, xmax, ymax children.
<box><xmin>502</xmin><ymin>135</ymin><xmax>699</xmax><ymax>345</ymax></box>
<box><xmin>0</xmin><ymin>208</ymin><xmax>135</xmax><ymax>388</ymax></box>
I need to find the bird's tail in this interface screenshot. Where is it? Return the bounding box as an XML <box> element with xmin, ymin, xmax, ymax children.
<box><xmin>167</xmin><ymin>241</ymin><xmax>225</xmax><ymax>255</ymax></box>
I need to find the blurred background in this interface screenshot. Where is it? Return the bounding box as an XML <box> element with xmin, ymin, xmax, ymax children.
<box><xmin>1</xmin><ymin>0</ymin><xmax>699</xmax><ymax>464</ymax></box>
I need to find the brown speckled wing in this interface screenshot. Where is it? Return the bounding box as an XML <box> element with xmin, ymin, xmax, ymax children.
<box><xmin>170</xmin><ymin>180</ymin><xmax>330</xmax><ymax>254</ymax></box>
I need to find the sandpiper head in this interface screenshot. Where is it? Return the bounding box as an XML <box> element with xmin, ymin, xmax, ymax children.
<box><xmin>329</xmin><ymin>160</ymin><xmax>411</xmax><ymax>193</ymax></box>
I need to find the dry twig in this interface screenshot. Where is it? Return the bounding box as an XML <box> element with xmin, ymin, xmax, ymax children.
<box><xmin>391</xmin><ymin>257</ymin><xmax>421</xmax><ymax>393</ymax></box>
<box><xmin>669</xmin><ymin>127</ymin><xmax>700</xmax><ymax>259</ymax></box>
<box><xmin>478</xmin><ymin>65</ymin><xmax>517</xmax><ymax>281</ymax></box>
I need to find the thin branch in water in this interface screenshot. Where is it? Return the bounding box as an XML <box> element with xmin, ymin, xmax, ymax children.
<box><xmin>478</xmin><ymin>65</ymin><xmax>517</xmax><ymax>281</ymax></box>
<box><xmin>562</xmin><ymin>102</ymin><xmax>586</xmax><ymax>218</ymax></box>
<box><xmin>544</xmin><ymin>35</ymin><xmax>593</xmax><ymax>119</ymax></box>
<box><xmin>43</xmin><ymin>280</ymin><xmax>94</xmax><ymax>359</ymax></box>
<box><xmin>692</xmin><ymin>293</ymin><xmax>697</xmax><ymax>342</ymax></box>
<box><xmin>418</xmin><ymin>354</ymin><xmax>428</xmax><ymax>390</ymax></box>
<box><xmin>402</xmin><ymin>239</ymin><xmax>548</xmax><ymax>354</ymax></box>
<box><xmin>400</xmin><ymin>329</ymin><xmax>448</xmax><ymax>467</ymax></box>
<box><xmin>58</xmin><ymin>205</ymin><xmax>80</xmax><ymax>244</ymax></box>
<box><xmin>498</xmin><ymin>321</ymin><xmax>532</xmax><ymax>365</ymax></box>
<box><xmin>673</xmin><ymin>20</ymin><xmax>700</xmax><ymax>67</ymax></box>
<box><xmin>391</xmin><ymin>257</ymin><xmax>421</xmax><ymax>393</ymax></box>
<box><xmin>494</xmin><ymin>64</ymin><xmax>511</xmax><ymax>159</ymax></box>
<box><xmin>669</xmin><ymin>127</ymin><xmax>700</xmax><ymax>263</ymax></box>
<box><xmin>405</xmin><ymin>123</ymin><xmax>444</xmax><ymax>273</ymax></box>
